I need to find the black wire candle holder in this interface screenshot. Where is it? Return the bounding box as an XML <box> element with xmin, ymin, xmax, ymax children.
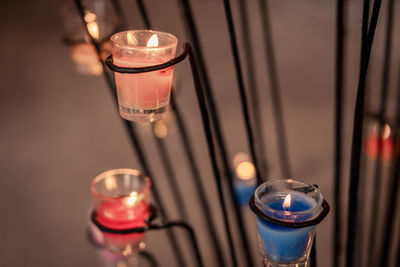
<box><xmin>88</xmin><ymin>205</ymin><xmax>203</xmax><ymax>267</ymax></box>
<box><xmin>105</xmin><ymin>42</ymin><xmax>239</xmax><ymax>266</ymax></box>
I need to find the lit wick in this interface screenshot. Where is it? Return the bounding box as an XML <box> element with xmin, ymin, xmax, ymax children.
<box><xmin>147</xmin><ymin>34</ymin><xmax>159</xmax><ymax>47</ymax></box>
<box><xmin>283</xmin><ymin>194</ymin><xmax>291</xmax><ymax>211</ymax></box>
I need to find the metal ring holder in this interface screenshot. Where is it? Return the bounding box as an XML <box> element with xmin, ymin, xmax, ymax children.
<box><xmin>249</xmin><ymin>195</ymin><xmax>330</xmax><ymax>228</ymax></box>
<box><xmin>89</xmin><ymin>204</ymin><xmax>203</xmax><ymax>267</ymax></box>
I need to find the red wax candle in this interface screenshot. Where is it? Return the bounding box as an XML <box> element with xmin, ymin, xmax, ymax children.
<box><xmin>91</xmin><ymin>169</ymin><xmax>151</xmax><ymax>255</ymax></box>
<box><xmin>364</xmin><ymin>124</ymin><xmax>397</xmax><ymax>161</ymax></box>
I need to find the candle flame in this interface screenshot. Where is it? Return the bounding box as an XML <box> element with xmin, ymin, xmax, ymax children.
<box><xmin>382</xmin><ymin>124</ymin><xmax>391</xmax><ymax>139</ymax></box>
<box><xmin>283</xmin><ymin>194</ymin><xmax>291</xmax><ymax>210</ymax></box>
<box><xmin>87</xmin><ymin>21</ymin><xmax>99</xmax><ymax>40</ymax></box>
<box><xmin>236</xmin><ymin>161</ymin><xmax>255</xmax><ymax>180</ymax></box>
<box><xmin>124</xmin><ymin>192</ymin><xmax>139</xmax><ymax>207</ymax></box>
<box><xmin>147</xmin><ymin>34</ymin><xmax>159</xmax><ymax>47</ymax></box>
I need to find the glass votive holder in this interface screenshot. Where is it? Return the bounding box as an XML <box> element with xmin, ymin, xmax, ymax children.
<box><xmin>91</xmin><ymin>168</ymin><xmax>151</xmax><ymax>256</ymax></box>
<box><xmin>252</xmin><ymin>179</ymin><xmax>324</xmax><ymax>267</ymax></box>
<box><xmin>233</xmin><ymin>152</ymin><xmax>257</xmax><ymax>206</ymax></box>
<box><xmin>61</xmin><ymin>0</ymin><xmax>120</xmax><ymax>75</ymax></box>
<box><xmin>110</xmin><ymin>30</ymin><xmax>178</xmax><ymax>122</ymax></box>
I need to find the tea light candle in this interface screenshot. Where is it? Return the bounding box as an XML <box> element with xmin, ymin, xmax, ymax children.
<box><xmin>110</xmin><ymin>30</ymin><xmax>178</xmax><ymax>122</ymax></box>
<box><xmin>233</xmin><ymin>153</ymin><xmax>257</xmax><ymax>206</ymax></box>
<box><xmin>91</xmin><ymin>169</ymin><xmax>151</xmax><ymax>255</ymax></box>
<box><xmin>364</xmin><ymin>123</ymin><xmax>395</xmax><ymax>161</ymax></box>
<box><xmin>253</xmin><ymin>180</ymin><xmax>323</xmax><ymax>264</ymax></box>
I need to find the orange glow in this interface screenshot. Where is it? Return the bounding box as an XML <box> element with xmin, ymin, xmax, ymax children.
<box><xmin>382</xmin><ymin>124</ymin><xmax>391</xmax><ymax>139</ymax></box>
<box><xmin>283</xmin><ymin>194</ymin><xmax>291</xmax><ymax>210</ymax></box>
<box><xmin>123</xmin><ymin>192</ymin><xmax>139</xmax><ymax>207</ymax></box>
<box><xmin>236</xmin><ymin>161</ymin><xmax>255</xmax><ymax>180</ymax></box>
<box><xmin>147</xmin><ymin>34</ymin><xmax>159</xmax><ymax>47</ymax></box>
<box><xmin>87</xmin><ymin>21</ymin><xmax>99</xmax><ymax>40</ymax></box>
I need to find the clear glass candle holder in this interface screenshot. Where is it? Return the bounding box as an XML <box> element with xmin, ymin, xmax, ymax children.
<box><xmin>91</xmin><ymin>168</ymin><xmax>151</xmax><ymax>256</ymax></box>
<box><xmin>254</xmin><ymin>179</ymin><xmax>323</xmax><ymax>267</ymax></box>
<box><xmin>110</xmin><ymin>30</ymin><xmax>178</xmax><ymax>122</ymax></box>
<box><xmin>61</xmin><ymin>0</ymin><xmax>120</xmax><ymax>75</ymax></box>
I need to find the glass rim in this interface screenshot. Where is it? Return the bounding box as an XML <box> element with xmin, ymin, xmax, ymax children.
<box><xmin>254</xmin><ymin>179</ymin><xmax>323</xmax><ymax>216</ymax></box>
<box><xmin>110</xmin><ymin>30</ymin><xmax>178</xmax><ymax>50</ymax></box>
<box><xmin>91</xmin><ymin>168</ymin><xmax>151</xmax><ymax>200</ymax></box>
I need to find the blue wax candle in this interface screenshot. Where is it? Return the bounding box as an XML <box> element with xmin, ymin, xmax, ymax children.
<box><xmin>234</xmin><ymin>179</ymin><xmax>256</xmax><ymax>206</ymax></box>
<box><xmin>257</xmin><ymin>192</ymin><xmax>316</xmax><ymax>263</ymax></box>
<box><xmin>232</xmin><ymin>154</ymin><xmax>257</xmax><ymax>207</ymax></box>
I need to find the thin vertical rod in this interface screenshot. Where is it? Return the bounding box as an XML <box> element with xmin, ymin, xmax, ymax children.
<box><xmin>367</xmin><ymin>0</ymin><xmax>395</xmax><ymax>264</ymax></box>
<box><xmin>133</xmin><ymin>1</ymin><xmax>226</xmax><ymax>264</ymax></box>
<box><xmin>139</xmin><ymin>251</ymin><xmax>160</xmax><ymax>267</ymax></box>
<box><xmin>150</xmin><ymin>221</ymin><xmax>204</xmax><ymax>267</ymax></box>
<box><xmin>378</xmin><ymin>64</ymin><xmax>400</xmax><ymax>267</ymax></box>
<box><xmin>333</xmin><ymin>0</ymin><xmax>346</xmax><ymax>266</ymax></box>
<box><xmin>135</xmin><ymin>0</ymin><xmax>152</xmax><ymax>29</ymax></box>
<box><xmin>178</xmin><ymin>1</ymin><xmax>255</xmax><ymax>266</ymax></box>
<box><xmin>152</xmin><ymin>134</ymin><xmax>189</xmax><ymax>220</ymax></box>
<box><xmin>221</xmin><ymin>0</ymin><xmax>263</xmax><ymax>185</ymax></box>
<box><xmin>72</xmin><ymin>1</ymin><xmax>186</xmax><ymax>266</ymax></box>
<box><xmin>110</xmin><ymin>0</ymin><xmax>127</xmax><ymax>28</ymax></box>
<box><xmin>186</xmin><ymin>43</ymin><xmax>238</xmax><ymax>267</ymax></box>
<box><xmin>396</xmin><ymin>232</ymin><xmax>400</xmax><ymax>267</ymax></box>
<box><xmin>258</xmin><ymin>0</ymin><xmax>292</xmax><ymax>178</ymax></box>
<box><xmin>310</xmin><ymin>237</ymin><xmax>317</xmax><ymax>267</ymax></box>
<box><xmin>170</xmin><ymin>95</ymin><xmax>227</xmax><ymax>267</ymax></box>
<box><xmin>237</xmin><ymin>0</ymin><xmax>269</xmax><ymax>177</ymax></box>
<box><xmin>345</xmin><ymin>0</ymin><xmax>381</xmax><ymax>266</ymax></box>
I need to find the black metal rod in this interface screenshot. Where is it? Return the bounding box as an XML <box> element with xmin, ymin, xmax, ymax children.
<box><xmin>378</xmin><ymin>63</ymin><xmax>400</xmax><ymax>267</ymax></box>
<box><xmin>177</xmin><ymin>1</ymin><xmax>255</xmax><ymax>266</ymax></box>
<box><xmin>310</xmin><ymin>237</ymin><xmax>317</xmax><ymax>267</ymax></box>
<box><xmin>139</xmin><ymin>251</ymin><xmax>160</xmax><ymax>267</ymax></box>
<box><xmin>185</xmin><ymin>43</ymin><xmax>239</xmax><ymax>267</ymax></box>
<box><xmin>72</xmin><ymin>1</ymin><xmax>186</xmax><ymax>266</ymax></box>
<box><xmin>133</xmin><ymin>1</ymin><xmax>226</xmax><ymax>264</ymax></box>
<box><xmin>333</xmin><ymin>0</ymin><xmax>346</xmax><ymax>266</ymax></box>
<box><xmin>135</xmin><ymin>0</ymin><xmax>152</xmax><ymax>29</ymax></box>
<box><xmin>367</xmin><ymin>0</ymin><xmax>395</xmax><ymax>264</ymax></box>
<box><xmin>237</xmin><ymin>0</ymin><xmax>269</xmax><ymax>177</ymax></box>
<box><xmin>396</xmin><ymin>234</ymin><xmax>400</xmax><ymax>267</ymax></box>
<box><xmin>152</xmin><ymin>134</ymin><xmax>189</xmax><ymax>221</ymax></box>
<box><xmin>110</xmin><ymin>0</ymin><xmax>127</xmax><ymax>28</ymax></box>
<box><xmin>258</xmin><ymin>0</ymin><xmax>292</xmax><ymax>178</ymax></box>
<box><xmin>170</xmin><ymin>95</ymin><xmax>227</xmax><ymax>267</ymax></box>
<box><xmin>345</xmin><ymin>0</ymin><xmax>381</xmax><ymax>266</ymax></box>
<box><xmin>149</xmin><ymin>221</ymin><xmax>204</xmax><ymax>267</ymax></box>
<box><xmin>222</xmin><ymin>0</ymin><xmax>263</xmax><ymax>187</ymax></box>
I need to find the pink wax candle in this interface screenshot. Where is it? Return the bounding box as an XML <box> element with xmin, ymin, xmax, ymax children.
<box><xmin>91</xmin><ymin>169</ymin><xmax>151</xmax><ymax>255</ymax></box>
<box><xmin>110</xmin><ymin>30</ymin><xmax>178</xmax><ymax>122</ymax></box>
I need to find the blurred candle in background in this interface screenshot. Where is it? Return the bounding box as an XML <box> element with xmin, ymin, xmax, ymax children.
<box><xmin>110</xmin><ymin>30</ymin><xmax>178</xmax><ymax>123</ymax></box>
<box><xmin>364</xmin><ymin>123</ymin><xmax>396</xmax><ymax>161</ymax></box>
<box><xmin>233</xmin><ymin>152</ymin><xmax>257</xmax><ymax>206</ymax></box>
<box><xmin>61</xmin><ymin>0</ymin><xmax>120</xmax><ymax>75</ymax></box>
